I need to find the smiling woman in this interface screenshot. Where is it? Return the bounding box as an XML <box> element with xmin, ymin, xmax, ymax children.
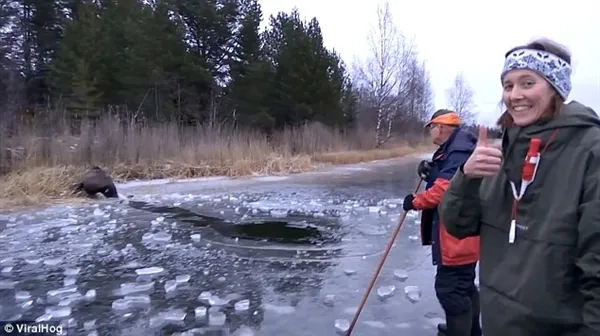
<box><xmin>496</xmin><ymin>38</ymin><xmax>572</xmax><ymax>127</ymax></box>
<box><xmin>438</xmin><ymin>36</ymin><xmax>600</xmax><ymax>336</ymax></box>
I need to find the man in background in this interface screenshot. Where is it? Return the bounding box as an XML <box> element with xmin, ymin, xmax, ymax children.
<box><xmin>402</xmin><ymin>109</ymin><xmax>481</xmax><ymax>336</ymax></box>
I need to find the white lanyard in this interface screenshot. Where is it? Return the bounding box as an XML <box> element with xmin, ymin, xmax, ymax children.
<box><xmin>508</xmin><ymin>152</ymin><xmax>541</xmax><ymax>244</ymax></box>
<box><xmin>506</xmin><ymin>130</ymin><xmax>558</xmax><ymax>244</ymax></box>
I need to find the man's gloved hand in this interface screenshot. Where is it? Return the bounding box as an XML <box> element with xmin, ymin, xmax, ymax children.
<box><xmin>417</xmin><ymin>160</ymin><xmax>433</xmax><ymax>180</ymax></box>
<box><xmin>403</xmin><ymin>194</ymin><xmax>416</xmax><ymax>211</ymax></box>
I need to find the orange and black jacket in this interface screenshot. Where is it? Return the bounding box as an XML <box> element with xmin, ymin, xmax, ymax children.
<box><xmin>413</xmin><ymin>127</ymin><xmax>480</xmax><ymax>266</ymax></box>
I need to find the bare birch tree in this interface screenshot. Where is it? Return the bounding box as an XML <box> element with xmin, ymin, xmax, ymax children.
<box><xmin>352</xmin><ymin>1</ymin><xmax>435</xmax><ymax>141</ymax></box>
<box><xmin>445</xmin><ymin>72</ymin><xmax>476</xmax><ymax>124</ymax></box>
<box><xmin>354</xmin><ymin>1</ymin><xmax>402</xmax><ymax>147</ymax></box>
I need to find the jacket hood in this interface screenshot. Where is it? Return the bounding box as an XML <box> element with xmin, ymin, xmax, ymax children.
<box><xmin>506</xmin><ymin>101</ymin><xmax>600</xmax><ymax>138</ymax></box>
<box><xmin>530</xmin><ymin>100</ymin><xmax>600</xmax><ymax>132</ymax></box>
<box><xmin>503</xmin><ymin>100</ymin><xmax>600</xmax><ymax>148</ymax></box>
<box><xmin>501</xmin><ymin>100</ymin><xmax>600</xmax><ymax>185</ymax></box>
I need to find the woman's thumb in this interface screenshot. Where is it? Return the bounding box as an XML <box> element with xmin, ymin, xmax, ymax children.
<box><xmin>477</xmin><ymin>125</ymin><xmax>488</xmax><ymax>147</ymax></box>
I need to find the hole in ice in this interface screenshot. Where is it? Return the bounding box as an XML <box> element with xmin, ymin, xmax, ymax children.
<box><xmin>128</xmin><ymin>201</ymin><xmax>343</xmax><ymax>245</ymax></box>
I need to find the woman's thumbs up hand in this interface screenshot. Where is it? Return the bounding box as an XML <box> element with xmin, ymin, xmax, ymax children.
<box><xmin>463</xmin><ymin>126</ymin><xmax>503</xmax><ymax>178</ymax></box>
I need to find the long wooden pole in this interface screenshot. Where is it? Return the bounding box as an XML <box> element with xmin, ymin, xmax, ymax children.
<box><xmin>346</xmin><ymin>178</ymin><xmax>423</xmax><ymax>335</ymax></box>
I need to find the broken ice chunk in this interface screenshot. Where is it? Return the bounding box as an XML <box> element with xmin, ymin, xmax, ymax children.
<box><xmin>134</xmin><ymin>267</ymin><xmax>164</xmax><ymax>276</ymax></box>
<box><xmin>164</xmin><ymin>280</ymin><xmax>177</xmax><ymax>293</ymax></box>
<box><xmin>64</xmin><ymin>277</ymin><xmax>77</xmax><ymax>286</ymax></box>
<box><xmin>377</xmin><ymin>285</ymin><xmax>395</xmax><ymax>301</ymax></box>
<box><xmin>84</xmin><ymin>289</ymin><xmax>96</xmax><ymax>300</ymax></box>
<box><xmin>195</xmin><ymin>307</ymin><xmax>207</xmax><ymax>319</ymax></box>
<box><xmin>118</xmin><ymin>282</ymin><xmax>154</xmax><ymax>295</ymax></box>
<box><xmin>64</xmin><ymin>267</ymin><xmax>81</xmax><ymax>276</ymax></box>
<box><xmin>111</xmin><ymin>294</ymin><xmax>151</xmax><ymax>311</ymax></box>
<box><xmin>404</xmin><ymin>285</ymin><xmax>421</xmax><ymax>303</ymax></box>
<box><xmin>47</xmin><ymin>286</ymin><xmax>77</xmax><ymax>303</ymax></box>
<box><xmin>175</xmin><ymin>274</ymin><xmax>191</xmax><ymax>284</ymax></box>
<box><xmin>393</xmin><ymin>269</ymin><xmax>408</xmax><ymax>282</ymax></box>
<box><xmin>83</xmin><ymin>320</ymin><xmax>96</xmax><ymax>331</ymax></box>
<box><xmin>45</xmin><ymin>306</ymin><xmax>71</xmax><ymax>318</ymax></box>
<box><xmin>152</xmin><ymin>232</ymin><xmax>171</xmax><ymax>242</ymax></box>
<box><xmin>43</xmin><ymin>257</ymin><xmax>63</xmax><ymax>266</ymax></box>
<box><xmin>198</xmin><ymin>291</ymin><xmax>211</xmax><ymax>302</ymax></box>
<box><xmin>368</xmin><ymin>206</ymin><xmax>380</xmax><ymax>213</ymax></box>
<box><xmin>0</xmin><ymin>280</ymin><xmax>15</xmax><ymax>289</ymax></box>
<box><xmin>234</xmin><ymin>299</ymin><xmax>250</xmax><ymax>312</ymax></box>
<box><xmin>57</xmin><ymin>292</ymin><xmax>83</xmax><ymax>306</ymax></box>
<box><xmin>323</xmin><ymin>294</ymin><xmax>335</xmax><ymax>307</ymax></box>
<box><xmin>334</xmin><ymin>319</ymin><xmax>350</xmax><ymax>334</ymax></box>
<box><xmin>270</xmin><ymin>209</ymin><xmax>288</xmax><ymax>218</ymax></box>
<box><xmin>15</xmin><ymin>291</ymin><xmax>31</xmax><ymax>302</ymax></box>
<box><xmin>161</xmin><ymin>308</ymin><xmax>187</xmax><ymax>322</ymax></box>
<box><xmin>36</xmin><ymin>314</ymin><xmax>52</xmax><ymax>323</ymax></box>
<box><xmin>208</xmin><ymin>309</ymin><xmax>226</xmax><ymax>326</ymax></box>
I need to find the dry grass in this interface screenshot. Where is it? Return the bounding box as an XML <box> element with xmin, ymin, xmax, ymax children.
<box><xmin>0</xmin><ymin>114</ymin><xmax>433</xmax><ymax>208</ymax></box>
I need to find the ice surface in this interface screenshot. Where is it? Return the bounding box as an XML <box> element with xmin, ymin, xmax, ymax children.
<box><xmin>0</xmin><ymin>153</ymin><xmax>437</xmax><ymax>335</ymax></box>
<box><xmin>262</xmin><ymin>303</ymin><xmax>295</xmax><ymax>315</ymax></box>
<box><xmin>364</xmin><ymin>321</ymin><xmax>386</xmax><ymax>328</ymax></box>
<box><xmin>234</xmin><ymin>326</ymin><xmax>255</xmax><ymax>336</ymax></box>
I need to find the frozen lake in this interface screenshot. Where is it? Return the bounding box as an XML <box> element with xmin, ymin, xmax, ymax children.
<box><xmin>0</xmin><ymin>153</ymin><xmax>456</xmax><ymax>335</ymax></box>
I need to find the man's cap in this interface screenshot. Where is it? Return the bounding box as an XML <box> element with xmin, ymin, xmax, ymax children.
<box><xmin>424</xmin><ymin>109</ymin><xmax>461</xmax><ymax>128</ymax></box>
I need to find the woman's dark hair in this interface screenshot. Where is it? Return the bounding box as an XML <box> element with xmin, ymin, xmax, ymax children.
<box><xmin>496</xmin><ymin>38</ymin><xmax>572</xmax><ymax>128</ymax></box>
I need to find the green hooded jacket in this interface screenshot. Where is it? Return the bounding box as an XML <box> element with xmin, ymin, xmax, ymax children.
<box><xmin>438</xmin><ymin>101</ymin><xmax>600</xmax><ymax>336</ymax></box>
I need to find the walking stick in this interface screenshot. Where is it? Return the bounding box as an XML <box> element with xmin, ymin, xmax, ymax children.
<box><xmin>345</xmin><ymin>178</ymin><xmax>424</xmax><ymax>335</ymax></box>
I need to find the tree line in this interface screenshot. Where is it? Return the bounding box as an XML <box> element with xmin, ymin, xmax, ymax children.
<box><xmin>0</xmin><ymin>0</ymin><xmax>499</xmax><ymax>144</ymax></box>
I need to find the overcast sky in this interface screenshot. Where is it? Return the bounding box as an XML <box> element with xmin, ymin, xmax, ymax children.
<box><xmin>258</xmin><ymin>0</ymin><xmax>600</xmax><ymax>126</ymax></box>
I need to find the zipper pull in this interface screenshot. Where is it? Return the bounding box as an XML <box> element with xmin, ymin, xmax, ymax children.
<box><xmin>509</xmin><ymin>220</ymin><xmax>516</xmax><ymax>244</ymax></box>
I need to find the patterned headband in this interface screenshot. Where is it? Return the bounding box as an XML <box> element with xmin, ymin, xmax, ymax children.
<box><xmin>500</xmin><ymin>48</ymin><xmax>572</xmax><ymax>100</ymax></box>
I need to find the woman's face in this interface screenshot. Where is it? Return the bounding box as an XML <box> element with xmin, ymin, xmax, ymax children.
<box><xmin>502</xmin><ymin>69</ymin><xmax>555</xmax><ymax>126</ymax></box>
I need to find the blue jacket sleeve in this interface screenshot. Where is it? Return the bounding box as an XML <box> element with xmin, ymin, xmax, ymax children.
<box><xmin>413</xmin><ymin>150</ymin><xmax>473</xmax><ymax>210</ymax></box>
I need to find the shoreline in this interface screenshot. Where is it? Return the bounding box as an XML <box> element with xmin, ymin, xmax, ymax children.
<box><xmin>0</xmin><ymin>149</ymin><xmax>433</xmax><ymax>214</ymax></box>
